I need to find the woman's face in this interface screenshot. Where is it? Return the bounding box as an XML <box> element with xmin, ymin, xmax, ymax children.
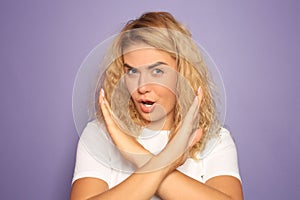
<box><xmin>123</xmin><ymin>45</ymin><xmax>178</xmax><ymax>130</ymax></box>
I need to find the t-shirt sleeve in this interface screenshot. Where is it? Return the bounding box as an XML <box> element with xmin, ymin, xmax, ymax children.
<box><xmin>202</xmin><ymin>128</ymin><xmax>241</xmax><ymax>183</ymax></box>
<box><xmin>71</xmin><ymin>122</ymin><xmax>112</xmax><ymax>185</ymax></box>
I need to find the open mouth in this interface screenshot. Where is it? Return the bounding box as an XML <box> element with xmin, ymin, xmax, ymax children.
<box><xmin>139</xmin><ymin>100</ymin><xmax>156</xmax><ymax>113</ymax></box>
<box><xmin>142</xmin><ymin>101</ymin><xmax>155</xmax><ymax>107</ymax></box>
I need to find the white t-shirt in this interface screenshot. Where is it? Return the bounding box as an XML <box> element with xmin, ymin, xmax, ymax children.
<box><xmin>72</xmin><ymin>121</ymin><xmax>241</xmax><ymax>199</ymax></box>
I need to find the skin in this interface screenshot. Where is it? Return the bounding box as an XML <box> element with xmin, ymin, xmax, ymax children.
<box><xmin>124</xmin><ymin>46</ymin><xmax>178</xmax><ymax>130</ymax></box>
<box><xmin>70</xmin><ymin>46</ymin><xmax>243</xmax><ymax>200</ymax></box>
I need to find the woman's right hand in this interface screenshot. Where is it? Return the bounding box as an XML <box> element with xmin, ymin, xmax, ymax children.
<box><xmin>139</xmin><ymin>88</ymin><xmax>203</xmax><ymax>173</ymax></box>
<box><xmin>99</xmin><ymin>88</ymin><xmax>152</xmax><ymax>168</ymax></box>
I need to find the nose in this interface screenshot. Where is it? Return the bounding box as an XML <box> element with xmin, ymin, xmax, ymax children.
<box><xmin>137</xmin><ymin>73</ymin><xmax>151</xmax><ymax>94</ymax></box>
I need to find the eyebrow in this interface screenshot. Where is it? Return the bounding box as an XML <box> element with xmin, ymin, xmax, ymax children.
<box><xmin>124</xmin><ymin>61</ymin><xmax>168</xmax><ymax>70</ymax></box>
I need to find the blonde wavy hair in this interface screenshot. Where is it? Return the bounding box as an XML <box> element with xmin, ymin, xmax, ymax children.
<box><xmin>96</xmin><ymin>12</ymin><xmax>220</xmax><ymax>159</ymax></box>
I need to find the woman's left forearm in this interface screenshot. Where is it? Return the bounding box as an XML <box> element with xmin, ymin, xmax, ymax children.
<box><xmin>156</xmin><ymin>170</ymin><xmax>243</xmax><ymax>200</ymax></box>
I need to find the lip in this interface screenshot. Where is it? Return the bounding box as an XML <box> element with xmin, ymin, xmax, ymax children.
<box><xmin>140</xmin><ymin>102</ymin><xmax>156</xmax><ymax>113</ymax></box>
<box><xmin>136</xmin><ymin>98</ymin><xmax>156</xmax><ymax>113</ymax></box>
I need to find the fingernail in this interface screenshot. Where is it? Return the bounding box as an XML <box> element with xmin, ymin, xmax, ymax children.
<box><xmin>197</xmin><ymin>87</ymin><xmax>201</xmax><ymax>95</ymax></box>
<box><xmin>101</xmin><ymin>88</ymin><xmax>105</xmax><ymax>97</ymax></box>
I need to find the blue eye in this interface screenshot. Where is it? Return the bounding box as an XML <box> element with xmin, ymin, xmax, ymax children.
<box><xmin>152</xmin><ymin>68</ymin><xmax>163</xmax><ymax>75</ymax></box>
<box><xmin>127</xmin><ymin>68</ymin><xmax>138</xmax><ymax>75</ymax></box>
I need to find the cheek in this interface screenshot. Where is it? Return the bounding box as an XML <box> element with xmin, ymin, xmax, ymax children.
<box><xmin>125</xmin><ymin>77</ymin><xmax>138</xmax><ymax>95</ymax></box>
<box><xmin>159</xmin><ymin>87</ymin><xmax>177</xmax><ymax>103</ymax></box>
<box><xmin>159</xmin><ymin>72</ymin><xmax>177</xmax><ymax>93</ymax></box>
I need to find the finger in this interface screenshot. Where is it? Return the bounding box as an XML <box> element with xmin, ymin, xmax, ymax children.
<box><xmin>176</xmin><ymin>86</ymin><xmax>202</xmax><ymax>130</ymax></box>
<box><xmin>181</xmin><ymin>96</ymin><xmax>200</xmax><ymax>129</ymax></box>
<box><xmin>197</xmin><ymin>86</ymin><xmax>203</xmax><ymax>107</ymax></box>
<box><xmin>188</xmin><ymin>86</ymin><xmax>203</xmax><ymax>129</ymax></box>
<box><xmin>172</xmin><ymin>97</ymin><xmax>199</xmax><ymax>146</ymax></box>
<box><xmin>99</xmin><ymin>89</ymin><xmax>109</xmax><ymax>118</ymax></box>
<box><xmin>188</xmin><ymin>128</ymin><xmax>203</xmax><ymax>148</ymax></box>
<box><xmin>184</xmin><ymin>86</ymin><xmax>203</xmax><ymax>118</ymax></box>
<box><xmin>99</xmin><ymin>88</ymin><xmax>114</xmax><ymax>113</ymax></box>
<box><xmin>99</xmin><ymin>89</ymin><xmax>116</xmax><ymax>127</ymax></box>
<box><xmin>174</xmin><ymin>122</ymin><xmax>181</xmax><ymax>132</ymax></box>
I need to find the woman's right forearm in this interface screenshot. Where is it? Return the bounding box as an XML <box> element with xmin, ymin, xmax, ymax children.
<box><xmin>88</xmin><ymin>167</ymin><xmax>169</xmax><ymax>200</ymax></box>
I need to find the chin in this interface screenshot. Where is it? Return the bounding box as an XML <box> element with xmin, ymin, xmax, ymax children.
<box><xmin>138</xmin><ymin>113</ymin><xmax>168</xmax><ymax>128</ymax></box>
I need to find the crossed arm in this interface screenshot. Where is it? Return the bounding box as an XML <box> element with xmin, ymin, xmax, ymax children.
<box><xmin>70</xmin><ymin>90</ymin><xmax>243</xmax><ymax>200</ymax></box>
<box><xmin>71</xmin><ymin>170</ymin><xmax>242</xmax><ymax>200</ymax></box>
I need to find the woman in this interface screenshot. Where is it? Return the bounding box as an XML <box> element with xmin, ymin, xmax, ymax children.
<box><xmin>71</xmin><ymin>12</ymin><xmax>243</xmax><ymax>200</ymax></box>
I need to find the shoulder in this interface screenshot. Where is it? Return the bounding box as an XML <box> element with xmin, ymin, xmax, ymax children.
<box><xmin>217</xmin><ymin>127</ymin><xmax>236</xmax><ymax>149</ymax></box>
<box><xmin>81</xmin><ymin>120</ymin><xmax>103</xmax><ymax>133</ymax></box>
<box><xmin>72</xmin><ymin>120</ymin><xmax>114</xmax><ymax>184</ymax></box>
<box><xmin>178</xmin><ymin>128</ymin><xmax>241</xmax><ymax>182</ymax></box>
<box><xmin>216</xmin><ymin>127</ymin><xmax>237</xmax><ymax>151</ymax></box>
<box><xmin>76</xmin><ymin>120</ymin><xmax>111</xmax><ymax>158</ymax></box>
<box><xmin>79</xmin><ymin>120</ymin><xmax>111</xmax><ymax>142</ymax></box>
<box><xmin>200</xmin><ymin>127</ymin><xmax>241</xmax><ymax>182</ymax></box>
<box><xmin>196</xmin><ymin>127</ymin><xmax>236</xmax><ymax>159</ymax></box>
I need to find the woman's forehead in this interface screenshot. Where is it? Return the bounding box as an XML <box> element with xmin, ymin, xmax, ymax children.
<box><xmin>123</xmin><ymin>47</ymin><xmax>176</xmax><ymax>69</ymax></box>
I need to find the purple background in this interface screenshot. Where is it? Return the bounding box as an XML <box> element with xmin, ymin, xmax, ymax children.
<box><xmin>0</xmin><ymin>0</ymin><xmax>299</xmax><ymax>199</ymax></box>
